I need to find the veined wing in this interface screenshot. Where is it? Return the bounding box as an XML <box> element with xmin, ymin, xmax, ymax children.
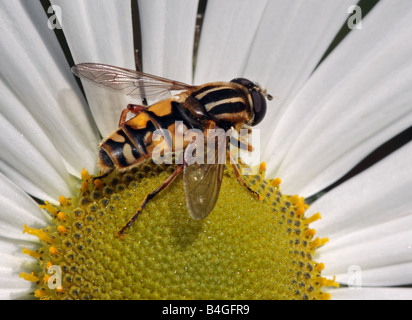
<box><xmin>71</xmin><ymin>63</ymin><xmax>195</xmax><ymax>100</ymax></box>
<box><xmin>183</xmin><ymin>132</ymin><xmax>226</xmax><ymax>220</ymax></box>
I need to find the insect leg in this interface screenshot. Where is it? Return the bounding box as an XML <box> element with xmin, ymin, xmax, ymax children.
<box><xmin>117</xmin><ymin>164</ymin><xmax>184</xmax><ymax>237</ymax></box>
<box><xmin>92</xmin><ymin>167</ymin><xmax>114</xmax><ymax>182</ymax></box>
<box><xmin>229</xmin><ymin>136</ymin><xmax>254</xmax><ymax>152</ymax></box>
<box><xmin>228</xmin><ymin>126</ymin><xmax>254</xmax><ymax>152</ymax></box>
<box><xmin>118</xmin><ymin>104</ymin><xmax>147</xmax><ymax>126</ymax></box>
<box><xmin>227</xmin><ymin>150</ymin><xmax>262</xmax><ymax>201</ymax></box>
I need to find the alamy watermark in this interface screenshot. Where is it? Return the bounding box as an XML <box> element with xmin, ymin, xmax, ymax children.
<box><xmin>47</xmin><ymin>265</ymin><xmax>62</xmax><ymax>290</ymax></box>
<box><xmin>347</xmin><ymin>265</ymin><xmax>362</xmax><ymax>288</ymax></box>
<box><xmin>347</xmin><ymin>5</ymin><xmax>362</xmax><ymax>30</ymax></box>
<box><xmin>47</xmin><ymin>5</ymin><xmax>62</xmax><ymax>30</ymax></box>
<box><xmin>150</xmin><ymin>121</ymin><xmax>261</xmax><ymax>175</ymax></box>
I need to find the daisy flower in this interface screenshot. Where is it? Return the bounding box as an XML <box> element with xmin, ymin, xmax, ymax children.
<box><xmin>1</xmin><ymin>0</ymin><xmax>412</xmax><ymax>300</ymax></box>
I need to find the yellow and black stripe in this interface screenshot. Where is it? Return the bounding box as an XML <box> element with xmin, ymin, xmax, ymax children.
<box><xmin>98</xmin><ymin>82</ymin><xmax>253</xmax><ymax>171</ymax></box>
<box><xmin>99</xmin><ymin>100</ymin><xmax>201</xmax><ymax>171</ymax></box>
<box><xmin>192</xmin><ymin>84</ymin><xmax>250</xmax><ymax>126</ymax></box>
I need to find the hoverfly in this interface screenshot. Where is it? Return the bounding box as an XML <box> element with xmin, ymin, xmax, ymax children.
<box><xmin>72</xmin><ymin>63</ymin><xmax>272</xmax><ymax>236</ymax></box>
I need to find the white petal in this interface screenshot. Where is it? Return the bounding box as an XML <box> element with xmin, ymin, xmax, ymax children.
<box><xmin>0</xmin><ymin>114</ymin><xmax>73</xmax><ymax>203</ymax></box>
<box><xmin>0</xmin><ymin>78</ymin><xmax>73</xmax><ymax>200</ymax></box>
<box><xmin>0</xmin><ymin>1</ymin><xmax>100</xmax><ymax>177</ymax></box>
<box><xmin>51</xmin><ymin>0</ymin><xmax>136</xmax><ymax>137</ymax></box>
<box><xmin>266</xmin><ymin>0</ymin><xmax>412</xmax><ymax>196</ymax></box>
<box><xmin>138</xmin><ymin>0</ymin><xmax>199</xmax><ymax>83</ymax></box>
<box><xmin>0</xmin><ymin>173</ymin><xmax>51</xmax><ymax>240</ymax></box>
<box><xmin>321</xmin><ymin>226</ymin><xmax>412</xmax><ymax>277</ymax></box>
<box><xmin>194</xmin><ymin>0</ymin><xmax>268</xmax><ymax>83</ymax></box>
<box><xmin>0</xmin><ymin>241</ymin><xmax>40</xmax><ymax>299</ymax></box>
<box><xmin>195</xmin><ymin>0</ymin><xmax>354</xmax><ymax>100</ymax></box>
<box><xmin>0</xmin><ymin>174</ymin><xmax>46</xmax><ymax>298</ymax></box>
<box><xmin>312</xmin><ymin>141</ymin><xmax>412</xmax><ymax>240</ymax></box>
<box><xmin>309</xmin><ymin>141</ymin><xmax>412</xmax><ymax>284</ymax></box>
<box><xmin>0</xmin><ymin>251</ymin><xmax>38</xmax><ymax>300</ymax></box>
<box><xmin>0</xmin><ymin>275</ymin><xmax>35</xmax><ymax>300</ymax></box>
<box><xmin>334</xmin><ymin>261</ymin><xmax>412</xmax><ymax>287</ymax></box>
<box><xmin>0</xmin><ymin>231</ymin><xmax>40</xmax><ymax>277</ymax></box>
<box><xmin>329</xmin><ymin>287</ymin><xmax>412</xmax><ymax>300</ymax></box>
<box><xmin>51</xmin><ymin>0</ymin><xmax>134</xmax><ymax>65</ymax></box>
<box><xmin>244</xmin><ymin>0</ymin><xmax>356</xmax><ymax>99</ymax></box>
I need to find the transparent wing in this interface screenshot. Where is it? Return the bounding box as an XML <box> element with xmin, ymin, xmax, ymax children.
<box><xmin>183</xmin><ymin>132</ymin><xmax>226</xmax><ymax>220</ymax></box>
<box><xmin>71</xmin><ymin>63</ymin><xmax>194</xmax><ymax>100</ymax></box>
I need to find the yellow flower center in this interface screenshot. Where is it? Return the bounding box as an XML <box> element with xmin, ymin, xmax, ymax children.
<box><xmin>20</xmin><ymin>161</ymin><xmax>337</xmax><ymax>300</ymax></box>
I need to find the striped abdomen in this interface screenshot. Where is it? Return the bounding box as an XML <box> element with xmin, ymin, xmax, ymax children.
<box><xmin>98</xmin><ymin>99</ymin><xmax>199</xmax><ymax>171</ymax></box>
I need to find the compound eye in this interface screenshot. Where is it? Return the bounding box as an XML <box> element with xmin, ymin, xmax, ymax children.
<box><xmin>231</xmin><ymin>78</ymin><xmax>267</xmax><ymax>125</ymax></box>
<box><xmin>251</xmin><ymin>91</ymin><xmax>266</xmax><ymax>126</ymax></box>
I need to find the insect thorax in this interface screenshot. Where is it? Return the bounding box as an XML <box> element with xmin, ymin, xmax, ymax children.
<box><xmin>190</xmin><ymin>84</ymin><xmax>251</xmax><ymax>126</ymax></box>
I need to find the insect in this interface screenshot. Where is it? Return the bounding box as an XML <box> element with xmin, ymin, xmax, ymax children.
<box><xmin>72</xmin><ymin>63</ymin><xmax>272</xmax><ymax>236</ymax></box>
